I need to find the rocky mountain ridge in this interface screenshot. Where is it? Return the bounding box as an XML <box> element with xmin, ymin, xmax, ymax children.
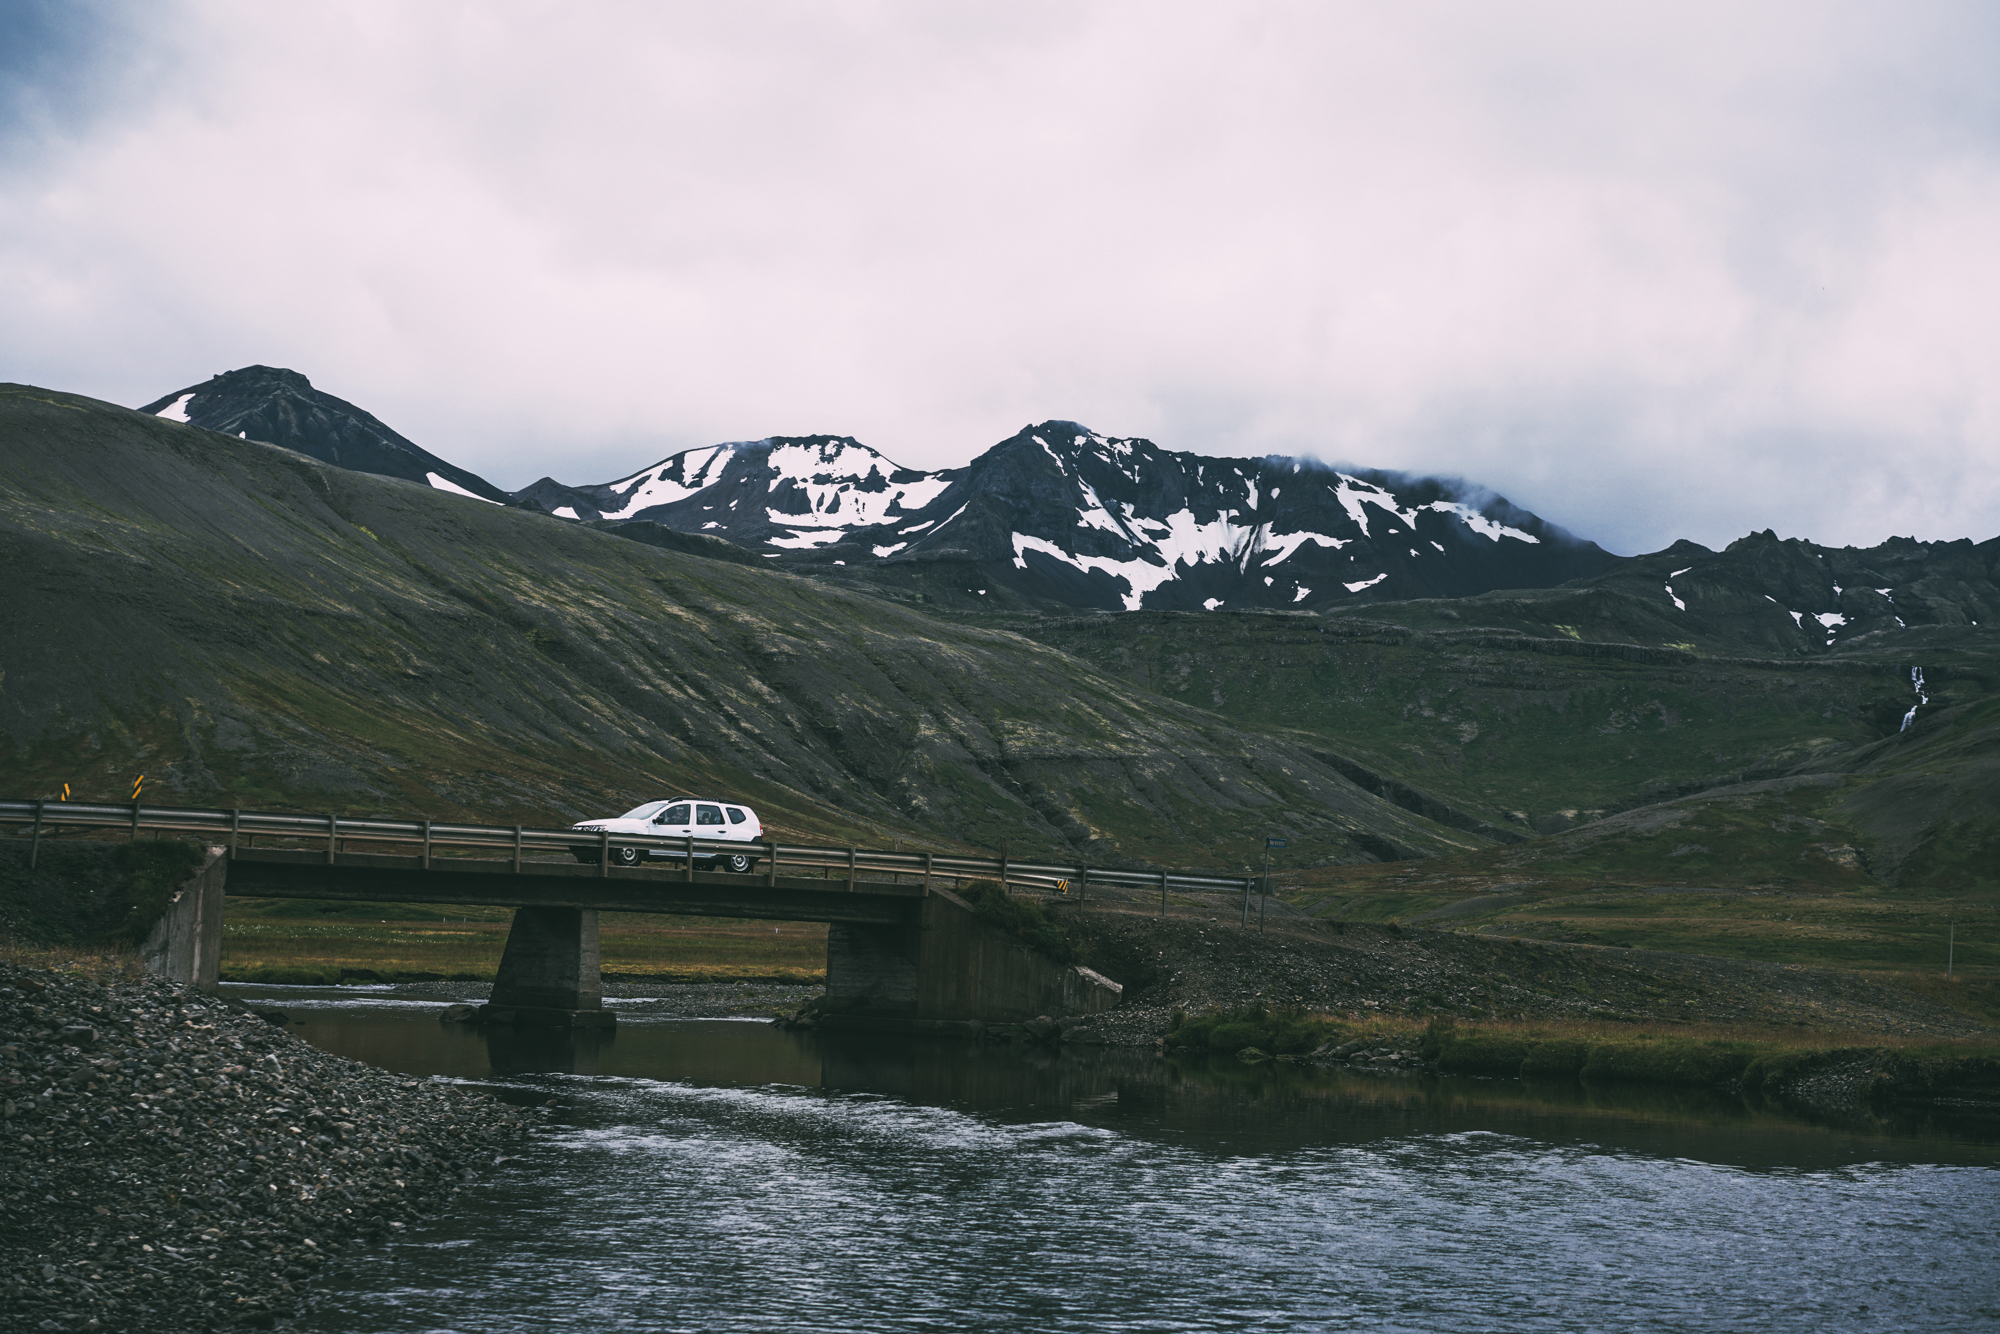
<box><xmin>144</xmin><ymin>367</ymin><xmax>1618</xmax><ymax>612</ymax></box>
<box><xmin>141</xmin><ymin>366</ymin><xmax>1999</xmax><ymax>640</ymax></box>
<box><xmin>514</xmin><ymin>420</ymin><xmax>1621</xmax><ymax>612</ymax></box>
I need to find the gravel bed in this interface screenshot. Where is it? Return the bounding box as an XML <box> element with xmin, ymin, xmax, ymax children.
<box><xmin>603</xmin><ymin>982</ymin><xmax>822</xmax><ymax>1018</ymax></box>
<box><xmin>1</xmin><ymin>962</ymin><xmax>534</xmax><ymax>1331</ymax></box>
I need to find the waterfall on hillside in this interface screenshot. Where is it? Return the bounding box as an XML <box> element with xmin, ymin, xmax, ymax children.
<box><xmin>1900</xmin><ymin>666</ymin><xmax>1929</xmax><ymax>732</ymax></box>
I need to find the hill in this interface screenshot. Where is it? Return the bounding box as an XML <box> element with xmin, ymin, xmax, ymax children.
<box><xmin>0</xmin><ymin>383</ymin><xmax>1486</xmax><ymax>873</ymax></box>
<box><xmin>139</xmin><ymin>366</ymin><xmax>510</xmax><ymax>504</ymax></box>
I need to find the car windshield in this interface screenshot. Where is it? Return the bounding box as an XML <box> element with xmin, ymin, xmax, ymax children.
<box><xmin>619</xmin><ymin>802</ymin><xmax>667</xmax><ymax>820</ymax></box>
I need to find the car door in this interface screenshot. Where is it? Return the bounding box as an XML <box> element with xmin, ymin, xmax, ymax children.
<box><xmin>695</xmin><ymin>803</ymin><xmax>726</xmax><ymax>854</ymax></box>
<box><xmin>653</xmin><ymin>803</ymin><xmax>693</xmax><ymax>857</ymax></box>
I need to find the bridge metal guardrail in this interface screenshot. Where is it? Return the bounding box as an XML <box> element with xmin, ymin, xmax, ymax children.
<box><xmin>1</xmin><ymin>798</ymin><xmax>1255</xmax><ymax>906</ymax></box>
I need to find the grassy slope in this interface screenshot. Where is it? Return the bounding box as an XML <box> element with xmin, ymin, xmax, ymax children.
<box><xmin>1274</xmin><ymin>770</ymin><xmax>1998</xmax><ymax>979</ymax></box>
<box><xmin>1002</xmin><ymin>598</ymin><xmax>1999</xmax><ymax>983</ymax></box>
<box><xmin>1012</xmin><ymin>605</ymin><xmax>1994</xmax><ymax>830</ymax></box>
<box><xmin>0</xmin><ymin>385</ymin><xmax>1482</xmax><ymax>874</ymax></box>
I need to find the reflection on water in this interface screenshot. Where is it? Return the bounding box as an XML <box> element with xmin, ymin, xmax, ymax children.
<box><xmin>237</xmin><ymin>986</ymin><xmax>2000</xmax><ymax>1333</ymax></box>
<box><xmin>256</xmin><ymin>985</ymin><xmax>1999</xmax><ymax>1170</ymax></box>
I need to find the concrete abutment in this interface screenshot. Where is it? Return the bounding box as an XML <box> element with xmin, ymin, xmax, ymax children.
<box><xmin>141</xmin><ymin>847</ymin><xmax>226</xmax><ymax>993</ymax></box>
<box><xmin>821</xmin><ymin>888</ymin><xmax>1124</xmax><ymax>1034</ymax></box>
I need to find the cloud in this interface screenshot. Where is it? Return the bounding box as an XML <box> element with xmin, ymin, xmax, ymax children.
<box><xmin>2</xmin><ymin>0</ymin><xmax>1997</xmax><ymax>553</ymax></box>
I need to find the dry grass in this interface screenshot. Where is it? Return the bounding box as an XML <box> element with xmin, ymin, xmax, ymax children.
<box><xmin>0</xmin><ymin>938</ymin><xmax>147</xmax><ymax>982</ymax></box>
<box><xmin>218</xmin><ymin>909</ymin><xmax>828</xmax><ymax>983</ymax></box>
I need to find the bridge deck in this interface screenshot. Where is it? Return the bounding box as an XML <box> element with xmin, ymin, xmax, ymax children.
<box><xmin>224</xmin><ymin>848</ymin><xmax>924</xmax><ymax>925</ymax></box>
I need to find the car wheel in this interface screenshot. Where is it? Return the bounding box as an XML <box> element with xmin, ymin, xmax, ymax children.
<box><xmin>718</xmin><ymin>852</ymin><xmax>753</xmax><ymax>874</ymax></box>
<box><xmin>611</xmin><ymin>845</ymin><xmax>642</xmax><ymax>867</ymax></box>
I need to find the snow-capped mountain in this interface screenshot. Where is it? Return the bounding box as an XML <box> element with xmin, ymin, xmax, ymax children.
<box><xmin>1585</xmin><ymin>529</ymin><xmax>1999</xmax><ymax>652</ymax></box>
<box><xmin>511</xmin><ymin>435</ymin><xmax>959</xmax><ymax>549</ymax></box>
<box><xmin>129</xmin><ymin>368</ymin><xmax>1998</xmax><ymax>631</ymax></box>
<box><xmin>514</xmin><ymin>420</ymin><xmax>1618</xmax><ymax>611</ymax></box>
<box><xmin>138</xmin><ymin>367</ymin><xmax>509</xmax><ymax>504</ymax></box>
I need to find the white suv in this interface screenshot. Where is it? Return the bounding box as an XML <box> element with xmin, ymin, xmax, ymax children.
<box><xmin>570</xmin><ymin>799</ymin><xmax>765</xmax><ymax>873</ymax></box>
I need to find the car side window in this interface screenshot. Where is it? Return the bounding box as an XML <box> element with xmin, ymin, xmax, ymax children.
<box><xmin>660</xmin><ymin>805</ymin><xmax>691</xmax><ymax>825</ymax></box>
<box><xmin>696</xmin><ymin>805</ymin><xmax>724</xmax><ymax>825</ymax></box>
<box><xmin>726</xmin><ymin>808</ymin><xmax>746</xmax><ymax>824</ymax></box>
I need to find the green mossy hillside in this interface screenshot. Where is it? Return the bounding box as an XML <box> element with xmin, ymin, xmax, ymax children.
<box><xmin>0</xmin><ymin>385</ymin><xmax>1481</xmax><ymax>874</ymax></box>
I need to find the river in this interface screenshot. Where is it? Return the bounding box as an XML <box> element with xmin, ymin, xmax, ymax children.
<box><xmin>231</xmin><ymin>985</ymin><xmax>2000</xmax><ymax>1333</ymax></box>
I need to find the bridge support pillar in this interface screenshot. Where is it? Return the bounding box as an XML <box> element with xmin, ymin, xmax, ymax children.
<box><xmin>480</xmin><ymin>906</ymin><xmax>614</xmax><ymax>1029</ymax></box>
<box><xmin>824</xmin><ymin>920</ymin><xmax>921</xmax><ymax>1018</ymax></box>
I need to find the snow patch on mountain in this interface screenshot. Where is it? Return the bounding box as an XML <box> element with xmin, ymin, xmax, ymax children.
<box><xmin>509</xmin><ymin>418</ymin><xmax>1617</xmax><ymax>612</ymax></box>
<box><xmin>155</xmin><ymin>393</ymin><xmax>195</xmax><ymax>423</ymax></box>
<box><xmin>1263</xmin><ymin>532</ymin><xmax>1350</xmax><ymax>563</ymax></box>
<box><xmin>427</xmin><ymin>472</ymin><xmax>502</xmax><ymax>504</ymax></box>
<box><xmin>1013</xmin><ymin>533</ymin><xmax>1180</xmax><ymax>611</ymax></box>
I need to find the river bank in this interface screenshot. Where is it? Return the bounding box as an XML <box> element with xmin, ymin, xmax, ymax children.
<box><xmin>1021</xmin><ymin>909</ymin><xmax>1999</xmax><ymax>1119</ymax></box>
<box><xmin>1058</xmin><ymin>905</ymin><xmax>1996</xmax><ymax>1041</ymax></box>
<box><xmin>0</xmin><ymin>961</ymin><xmax>535</xmax><ymax>1332</ymax></box>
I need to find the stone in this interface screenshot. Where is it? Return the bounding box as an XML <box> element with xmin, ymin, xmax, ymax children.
<box><xmin>0</xmin><ymin>959</ymin><xmax>530</xmax><ymax>1333</ymax></box>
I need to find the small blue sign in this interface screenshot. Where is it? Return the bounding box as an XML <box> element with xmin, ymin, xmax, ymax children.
<box><xmin>1266</xmin><ymin>838</ymin><xmax>1288</xmax><ymax>848</ymax></box>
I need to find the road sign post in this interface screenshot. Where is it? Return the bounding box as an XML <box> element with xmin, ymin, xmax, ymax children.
<box><xmin>1261</xmin><ymin>838</ymin><xmax>1287</xmax><ymax>933</ymax></box>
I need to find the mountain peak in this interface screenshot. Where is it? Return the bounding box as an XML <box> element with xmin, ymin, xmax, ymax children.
<box><xmin>137</xmin><ymin>366</ymin><xmax>507</xmax><ymax>504</ymax></box>
<box><xmin>516</xmin><ymin>418</ymin><xmax>1618</xmax><ymax>611</ymax></box>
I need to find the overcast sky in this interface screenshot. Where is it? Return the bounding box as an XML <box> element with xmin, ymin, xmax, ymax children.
<box><xmin>4</xmin><ymin>1</ymin><xmax>1997</xmax><ymax>554</ymax></box>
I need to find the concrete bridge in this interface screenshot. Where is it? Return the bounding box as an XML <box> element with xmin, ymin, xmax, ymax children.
<box><xmin>5</xmin><ymin>799</ymin><xmax>1256</xmax><ymax>1034</ymax></box>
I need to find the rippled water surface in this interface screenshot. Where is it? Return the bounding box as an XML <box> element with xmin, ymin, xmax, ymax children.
<box><xmin>239</xmin><ymin>987</ymin><xmax>2000</xmax><ymax>1333</ymax></box>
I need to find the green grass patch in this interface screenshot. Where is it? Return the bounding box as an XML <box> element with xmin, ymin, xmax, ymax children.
<box><xmin>957</xmin><ymin>880</ymin><xmax>1080</xmax><ymax>964</ymax></box>
<box><xmin>1167</xmin><ymin>1004</ymin><xmax>1342</xmax><ymax>1056</ymax></box>
<box><xmin>1420</xmin><ymin>1014</ymin><xmax>2000</xmax><ymax>1101</ymax></box>
<box><xmin>1166</xmin><ymin>1006</ymin><xmax>2000</xmax><ymax>1106</ymax></box>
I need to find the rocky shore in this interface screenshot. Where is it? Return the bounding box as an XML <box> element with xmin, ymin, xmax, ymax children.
<box><xmin>0</xmin><ymin>961</ymin><xmax>534</xmax><ymax>1331</ymax></box>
